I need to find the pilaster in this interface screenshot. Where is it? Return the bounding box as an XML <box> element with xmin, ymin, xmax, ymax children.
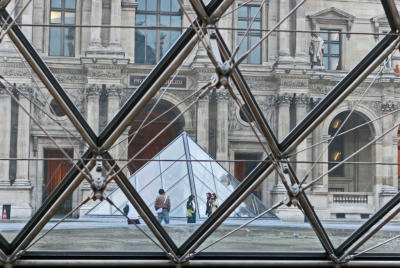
<box><xmin>197</xmin><ymin>94</ymin><xmax>209</xmax><ymax>151</ymax></box>
<box><xmin>0</xmin><ymin>87</ymin><xmax>11</xmax><ymax>185</ymax></box>
<box><xmin>216</xmin><ymin>90</ymin><xmax>229</xmax><ymax>169</ymax></box>
<box><xmin>86</xmin><ymin>84</ymin><xmax>101</xmax><ymax>135</ymax></box>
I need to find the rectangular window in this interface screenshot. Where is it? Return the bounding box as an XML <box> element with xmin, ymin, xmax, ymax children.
<box><xmin>49</xmin><ymin>0</ymin><xmax>76</xmax><ymax>57</ymax></box>
<box><xmin>135</xmin><ymin>0</ymin><xmax>182</xmax><ymax>64</ymax></box>
<box><xmin>321</xmin><ymin>29</ymin><xmax>341</xmax><ymax>70</ymax></box>
<box><xmin>237</xmin><ymin>5</ymin><xmax>262</xmax><ymax>64</ymax></box>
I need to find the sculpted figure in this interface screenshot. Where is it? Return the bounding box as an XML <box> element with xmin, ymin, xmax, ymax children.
<box><xmin>309</xmin><ymin>33</ymin><xmax>324</xmax><ymax>68</ymax></box>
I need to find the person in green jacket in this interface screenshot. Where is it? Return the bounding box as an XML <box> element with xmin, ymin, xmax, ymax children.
<box><xmin>186</xmin><ymin>195</ymin><xmax>196</xmax><ymax>223</ymax></box>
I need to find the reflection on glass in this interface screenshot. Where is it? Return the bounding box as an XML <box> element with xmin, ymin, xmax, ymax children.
<box><xmin>51</xmin><ymin>0</ymin><xmax>62</xmax><ymax>8</ymax></box>
<box><xmin>65</xmin><ymin>0</ymin><xmax>76</xmax><ymax>9</ymax></box>
<box><xmin>50</xmin><ymin>11</ymin><xmax>62</xmax><ymax>24</ymax></box>
<box><xmin>64</xmin><ymin>12</ymin><xmax>75</xmax><ymax>24</ymax></box>
<box><xmin>49</xmin><ymin>27</ymin><xmax>62</xmax><ymax>56</ymax></box>
<box><xmin>330</xmin><ymin>31</ymin><xmax>340</xmax><ymax>41</ymax></box>
<box><xmin>162</xmin><ymin>156</ymin><xmax>187</xmax><ymax>190</ymax></box>
<box><xmin>64</xmin><ymin>28</ymin><xmax>75</xmax><ymax>56</ymax></box>
<box><xmin>136</xmin><ymin>158</ymin><xmax>160</xmax><ymax>191</ymax></box>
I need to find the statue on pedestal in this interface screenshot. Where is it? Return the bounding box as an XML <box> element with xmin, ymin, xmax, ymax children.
<box><xmin>309</xmin><ymin>33</ymin><xmax>325</xmax><ymax>69</ymax></box>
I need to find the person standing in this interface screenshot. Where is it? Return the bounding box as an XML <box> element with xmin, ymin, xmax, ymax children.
<box><xmin>186</xmin><ymin>195</ymin><xmax>196</xmax><ymax>223</ymax></box>
<box><xmin>126</xmin><ymin>201</ymin><xmax>140</xmax><ymax>224</ymax></box>
<box><xmin>205</xmin><ymin>192</ymin><xmax>212</xmax><ymax>217</ymax></box>
<box><xmin>210</xmin><ymin>193</ymin><xmax>219</xmax><ymax>214</ymax></box>
<box><xmin>154</xmin><ymin>189</ymin><xmax>170</xmax><ymax>224</ymax></box>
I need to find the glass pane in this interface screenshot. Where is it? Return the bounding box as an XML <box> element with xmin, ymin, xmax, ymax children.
<box><xmin>330</xmin><ymin>31</ymin><xmax>340</xmax><ymax>41</ymax></box>
<box><xmin>192</xmin><ymin>157</ymin><xmax>216</xmax><ymax>190</ymax></box>
<box><xmin>320</xmin><ymin>32</ymin><xmax>328</xmax><ymax>41</ymax></box>
<box><xmin>171</xmin><ymin>16</ymin><xmax>181</xmax><ymax>27</ymax></box>
<box><xmin>171</xmin><ymin>0</ymin><xmax>180</xmax><ymax>12</ymax></box>
<box><xmin>237</xmin><ymin>35</ymin><xmax>248</xmax><ymax>63</ymax></box>
<box><xmin>187</xmin><ymin>136</ymin><xmax>212</xmax><ymax>171</ymax></box>
<box><xmin>63</xmin><ymin>28</ymin><xmax>75</xmax><ymax>57</ymax></box>
<box><xmin>160</xmin><ymin>15</ymin><xmax>170</xmax><ymax>27</ymax></box>
<box><xmin>330</xmin><ymin>57</ymin><xmax>340</xmax><ymax>70</ymax></box>
<box><xmin>49</xmin><ymin>27</ymin><xmax>62</xmax><ymax>56</ymax></box>
<box><xmin>136</xmin><ymin>157</ymin><xmax>160</xmax><ymax>191</ymax></box>
<box><xmin>330</xmin><ymin>43</ymin><xmax>340</xmax><ymax>54</ymax></box>
<box><xmin>160</xmin><ymin>30</ymin><xmax>171</xmax><ymax>58</ymax></box>
<box><xmin>147</xmin><ymin>0</ymin><xmax>157</xmax><ymax>11</ymax></box>
<box><xmin>136</xmin><ymin>14</ymin><xmax>146</xmax><ymax>26</ymax></box>
<box><xmin>137</xmin><ymin>0</ymin><xmax>145</xmax><ymax>10</ymax></box>
<box><xmin>146</xmin><ymin>15</ymin><xmax>157</xmax><ymax>27</ymax></box>
<box><xmin>51</xmin><ymin>0</ymin><xmax>62</xmax><ymax>8</ymax></box>
<box><xmin>65</xmin><ymin>0</ymin><xmax>76</xmax><ymax>9</ymax></box>
<box><xmin>145</xmin><ymin>30</ymin><xmax>157</xmax><ymax>64</ymax></box>
<box><xmin>135</xmin><ymin>30</ymin><xmax>145</xmax><ymax>63</ymax></box>
<box><xmin>251</xmin><ymin>21</ymin><xmax>261</xmax><ymax>30</ymax></box>
<box><xmin>165</xmin><ymin>176</ymin><xmax>191</xmax><ymax>216</ymax></box>
<box><xmin>64</xmin><ymin>12</ymin><xmax>75</xmax><ymax>25</ymax></box>
<box><xmin>161</xmin><ymin>0</ymin><xmax>170</xmax><ymax>12</ymax></box>
<box><xmin>251</xmin><ymin>6</ymin><xmax>261</xmax><ymax>18</ymax></box>
<box><xmin>323</xmin><ymin>57</ymin><xmax>329</xmax><ymax>69</ymax></box>
<box><xmin>238</xmin><ymin>6</ymin><xmax>247</xmax><ymax>18</ymax></box>
<box><xmin>50</xmin><ymin>11</ymin><xmax>62</xmax><ymax>24</ymax></box>
<box><xmin>161</xmin><ymin>156</ymin><xmax>188</xmax><ymax>190</ymax></box>
<box><xmin>140</xmin><ymin>175</ymin><xmax>162</xmax><ymax>204</ymax></box>
<box><xmin>250</xmin><ymin>36</ymin><xmax>261</xmax><ymax>64</ymax></box>
<box><xmin>159</xmin><ymin>136</ymin><xmax>185</xmax><ymax>172</ymax></box>
<box><xmin>238</xmin><ymin>20</ymin><xmax>247</xmax><ymax>31</ymax></box>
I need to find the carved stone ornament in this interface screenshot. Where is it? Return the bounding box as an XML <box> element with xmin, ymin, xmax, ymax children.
<box><xmin>371</xmin><ymin>15</ymin><xmax>389</xmax><ymax>41</ymax></box>
<box><xmin>276</xmin><ymin>93</ymin><xmax>293</xmax><ymax>105</ymax></box>
<box><xmin>293</xmin><ymin>93</ymin><xmax>310</xmax><ymax>105</ymax></box>
<box><xmin>307</xmin><ymin>7</ymin><xmax>355</xmax><ymax>39</ymax></box>
<box><xmin>86</xmin><ymin>84</ymin><xmax>102</xmax><ymax>96</ymax></box>
<box><xmin>106</xmin><ymin>84</ymin><xmax>122</xmax><ymax>97</ymax></box>
<box><xmin>16</xmin><ymin>83</ymin><xmax>33</xmax><ymax>97</ymax></box>
<box><xmin>381</xmin><ymin>100</ymin><xmax>398</xmax><ymax>112</ymax></box>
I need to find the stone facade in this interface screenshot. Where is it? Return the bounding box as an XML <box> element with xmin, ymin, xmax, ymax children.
<box><xmin>0</xmin><ymin>0</ymin><xmax>399</xmax><ymax>221</ymax></box>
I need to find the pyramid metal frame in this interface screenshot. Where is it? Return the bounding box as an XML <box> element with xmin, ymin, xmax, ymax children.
<box><xmin>0</xmin><ymin>0</ymin><xmax>400</xmax><ymax>266</ymax></box>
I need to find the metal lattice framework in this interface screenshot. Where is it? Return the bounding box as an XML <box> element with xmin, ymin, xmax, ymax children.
<box><xmin>1</xmin><ymin>0</ymin><xmax>400</xmax><ymax>267</ymax></box>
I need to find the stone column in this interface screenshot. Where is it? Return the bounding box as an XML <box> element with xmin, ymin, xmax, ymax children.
<box><xmin>21</xmin><ymin>0</ymin><xmax>33</xmax><ymax>42</ymax></box>
<box><xmin>381</xmin><ymin>106</ymin><xmax>396</xmax><ymax>193</ymax></box>
<box><xmin>0</xmin><ymin>87</ymin><xmax>11</xmax><ymax>185</ymax></box>
<box><xmin>273</xmin><ymin>94</ymin><xmax>291</xmax><ymax>191</ymax></box>
<box><xmin>294</xmin><ymin>0</ymin><xmax>308</xmax><ymax>66</ymax></box>
<box><xmin>277</xmin><ymin>0</ymin><xmax>292</xmax><ymax>64</ymax></box>
<box><xmin>15</xmin><ymin>84</ymin><xmax>32</xmax><ymax>186</ymax></box>
<box><xmin>197</xmin><ymin>95</ymin><xmax>209</xmax><ymax>151</ymax></box>
<box><xmin>294</xmin><ymin>94</ymin><xmax>309</xmax><ymax>181</ymax></box>
<box><xmin>107</xmin><ymin>84</ymin><xmax>121</xmax><ymax>159</ymax></box>
<box><xmin>216</xmin><ymin>90</ymin><xmax>229</xmax><ymax>169</ymax></box>
<box><xmin>86</xmin><ymin>84</ymin><xmax>101</xmax><ymax>135</ymax></box>
<box><xmin>110</xmin><ymin>0</ymin><xmax>122</xmax><ymax>48</ymax></box>
<box><xmin>89</xmin><ymin>0</ymin><xmax>102</xmax><ymax>47</ymax></box>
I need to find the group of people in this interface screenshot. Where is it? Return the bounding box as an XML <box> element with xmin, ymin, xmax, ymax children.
<box><xmin>125</xmin><ymin>189</ymin><xmax>219</xmax><ymax>225</ymax></box>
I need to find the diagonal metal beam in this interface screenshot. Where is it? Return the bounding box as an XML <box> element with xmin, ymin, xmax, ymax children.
<box><xmin>9</xmin><ymin>149</ymin><xmax>95</xmax><ymax>254</ymax></box>
<box><xmin>102</xmin><ymin>152</ymin><xmax>179</xmax><ymax>259</ymax></box>
<box><xmin>189</xmin><ymin>0</ymin><xmax>209</xmax><ymax>23</ymax></box>
<box><xmin>0</xmin><ymin>0</ymin><xmax>10</xmax><ymax>11</ymax></box>
<box><xmin>0</xmin><ymin>234</ymin><xmax>9</xmax><ymax>254</ymax></box>
<box><xmin>381</xmin><ymin>0</ymin><xmax>400</xmax><ymax>32</ymax></box>
<box><xmin>97</xmin><ymin>0</ymin><xmax>227</xmax><ymax>149</ymax></box>
<box><xmin>8</xmin><ymin>156</ymin><xmax>96</xmax><ymax>261</ymax></box>
<box><xmin>0</xmin><ymin>10</ymin><xmax>98</xmax><ymax>149</ymax></box>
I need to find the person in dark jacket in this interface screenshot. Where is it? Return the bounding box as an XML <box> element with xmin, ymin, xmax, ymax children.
<box><xmin>186</xmin><ymin>195</ymin><xmax>196</xmax><ymax>223</ymax></box>
<box><xmin>205</xmin><ymin>192</ymin><xmax>211</xmax><ymax>217</ymax></box>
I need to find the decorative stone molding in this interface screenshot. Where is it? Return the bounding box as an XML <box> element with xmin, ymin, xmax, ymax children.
<box><xmin>16</xmin><ymin>83</ymin><xmax>33</xmax><ymax>97</ymax></box>
<box><xmin>371</xmin><ymin>15</ymin><xmax>389</xmax><ymax>41</ymax></box>
<box><xmin>122</xmin><ymin>0</ymin><xmax>138</xmax><ymax>9</ymax></box>
<box><xmin>307</xmin><ymin>7</ymin><xmax>355</xmax><ymax>39</ymax></box>
<box><xmin>276</xmin><ymin>93</ymin><xmax>293</xmax><ymax>105</ymax></box>
<box><xmin>381</xmin><ymin>100</ymin><xmax>398</xmax><ymax>112</ymax></box>
<box><xmin>292</xmin><ymin>93</ymin><xmax>310</xmax><ymax>105</ymax></box>
<box><xmin>215</xmin><ymin>90</ymin><xmax>229</xmax><ymax>101</ymax></box>
<box><xmin>86</xmin><ymin>84</ymin><xmax>102</xmax><ymax>96</ymax></box>
<box><xmin>106</xmin><ymin>84</ymin><xmax>122</xmax><ymax>96</ymax></box>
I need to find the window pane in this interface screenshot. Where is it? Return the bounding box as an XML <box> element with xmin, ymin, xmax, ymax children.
<box><xmin>51</xmin><ymin>0</ymin><xmax>62</xmax><ymax>9</ymax></box>
<box><xmin>238</xmin><ymin>20</ymin><xmax>247</xmax><ymax>31</ymax></box>
<box><xmin>146</xmin><ymin>30</ymin><xmax>157</xmax><ymax>64</ymax></box>
<box><xmin>137</xmin><ymin>0</ymin><xmax>145</xmax><ymax>10</ymax></box>
<box><xmin>161</xmin><ymin>157</ymin><xmax>187</xmax><ymax>190</ymax></box>
<box><xmin>49</xmin><ymin>27</ymin><xmax>62</xmax><ymax>56</ymax></box>
<box><xmin>160</xmin><ymin>15</ymin><xmax>170</xmax><ymax>27</ymax></box>
<box><xmin>250</xmin><ymin>36</ymin><xmax>261</xmax><ymax>64</ymax></box>
<box><xmin>250</xmin><ymin>6</ymin><xmax>261</xmax><ymax>19</ymax></box>
<box><xmin>65</xmin><ymin>0</ymin><xmax>76</xmax><ymax>9</ymax></box>
<box><xmin>237</xmin><ymin>35</ymin><xmax>248</xmax><ymax>63</ymax></box>
<box><xmin>330</xmin><ymin>43</ymin><xmax>340</xmax><ymax>54</ymax></box>
<box><xmin>136</xmin><ymin>159</ymin><xmax>160</xmax><ymax>191</ymax></box>
<box><xmin>320</xmin><ymin>32</ymin><xmax>328</xmax><ymax>41</ymax></box>
<box><xmin>251</xmin><ymin>21</ymin><xmax>261</xmax><ymax>30</ymax></box>
<box><xmin>50</xmin><ymin>11</ymin><xmax>62</xmax><ymax>24</ymax></box>
<box><xmin>136</xmin><ymin>14</ymin><xmax>146</xmax><ymax>26</ymax></box>
<box><xmin>160</xmin><ymin>31</ymin><xmax>170</xmax><ymax>59</ymax></box>
<box><xmin>146</xmin><ymin>15</ymin><xmax>157</xmax><ymax>26</ymax></box>
<box><xmin>171</xmin><ymin>16</ymin><xmax>181</xmax><ymax>27</ymax></box>
<box><xmin>64</xmin><ymin>12</ymin><xmax>75</xmax><ymax>25</ymax></box>
<box><xmin>147</xmin><ymin>0</ymin><xmax>157</xmax><ymax>11</ymax></box>
<box><xmin>135</xmin><ymin>30</ymin><xmax>145</xmax><ymax>63</ymax></box>
<box><xmin>330</xmin><ymin>31</ymin><xmax>340</xmax><ymax>41</ymax></box>
<box><xmin>161</xmin><ymin>0</ymin><xmax>171</xmax><ymax>12</ymax></box>
<box><xmin>171</xmin><ymin>0</ymin><xmax>180</xmax><ymax>12</ymax></box>
<box><xmin>330</xmin><ymin>57</ymin><xmax>340</xmax><ymax>70</ymax></box>
<box><xmin>238</xmin><ymin>6</ymin><xmax>247</xmax><ymax>18</ymax></box>
<box><xmin>323</xmin><ymin>57</ymin><xmax>329</xmax><ymax>69</ymax></box>
<box><xmin>63</xmin><ymin>28</ymin><xmax>75</xmax><ymax>56</ymax></box>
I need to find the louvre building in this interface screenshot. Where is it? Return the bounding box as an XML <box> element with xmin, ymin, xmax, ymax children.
<box><xmin>1</xmin><ymin>0</ymin><xmax>400</xmax><ymax>267</ymax></box>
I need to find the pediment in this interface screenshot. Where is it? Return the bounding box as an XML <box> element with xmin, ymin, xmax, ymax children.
<box><xmin>307</xmin><ymin>7</ymin><xmax>355</xmax><ymax>39</ymax></box>
<box><xmin>308</xmin><ymin>7</ymin><xmax>355</xmax><ymax>21</ymax></box>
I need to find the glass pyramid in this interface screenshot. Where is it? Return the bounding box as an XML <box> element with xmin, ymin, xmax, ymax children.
<box><xmin>86</xmin><ymin>133</ymin><xmax>276</xmax><ymax>219</ymax></box>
